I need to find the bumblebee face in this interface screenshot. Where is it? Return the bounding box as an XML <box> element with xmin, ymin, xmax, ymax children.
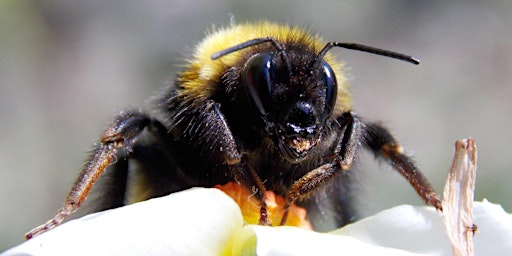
<box><xmin>241</xmin><ymin>48</ymin><xmax>337</xmax><ymax>163</ymax></box>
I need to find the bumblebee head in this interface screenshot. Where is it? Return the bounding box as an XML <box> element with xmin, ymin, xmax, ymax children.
<box><xmin>213</xmin><ymin>38</ymin><xmax>339</xmax><ymax>163</ymax></box>
<box><xmin>211</xmin><ymin>31</ymin><xmax>418</xmax><ymax>163</ymax></box>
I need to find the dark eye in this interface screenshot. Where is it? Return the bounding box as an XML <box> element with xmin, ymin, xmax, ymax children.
<box><xmin>242</xmin><ymin>53</ymin><xmax>274</xmax><ymax>116</ymax></box>
<box><xmin>322</xmin><ymin>62</ymin><xmax>337</xmax><ymax>116</ymax></box>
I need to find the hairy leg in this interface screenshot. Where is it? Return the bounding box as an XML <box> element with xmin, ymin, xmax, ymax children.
<box><xmin>25</xmin><ymin>111</ymin><xmax>160</xmax><ymax>239</ymax></box>
<box><xmin>362</xmin><ymin>122</ymin><xmax>442</xmax><ymax>211</ymax></box>
<box><xmin>281</xmin><ymin>112</ymin><xmax>362</xmax><ymax>225</ymax></box>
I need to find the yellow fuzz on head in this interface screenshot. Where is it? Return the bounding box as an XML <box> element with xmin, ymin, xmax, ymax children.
<box><xmin>177</xmin><ymin>21</ymin><xmax>351</xmax><ymax>114</ymax></box>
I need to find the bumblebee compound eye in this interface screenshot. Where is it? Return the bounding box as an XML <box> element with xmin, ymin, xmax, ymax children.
<box><xmin>242</xmin><ymin>53</ymin><xmax>274</xmax><ymax>116</ymax></box>
<box><xmin>322</xmin><ymin>62</ymin><xmax>337</xmax><ymax>117</ymax></box>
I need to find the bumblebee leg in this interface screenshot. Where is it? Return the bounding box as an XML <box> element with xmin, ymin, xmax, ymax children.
<box><xmin>362</xmin><ymin>123</ymin><xmax>442</xmax><ymax>211</ymax></box>
<box><xmin>207</xmin><ymin>102</ymin><xmax>270</xmax><ymax>225</ymax></box>
<box><xmin>281</xmin><ymin>113</ymin><xmax>362</xmax><ymax>225</ymax></box>
<box><xmin>242</xmin><ymin>158</ymin><xmax>270</xmax><ymax>225</ymax></box>
<box><xmin>25</xmin><ymin>111</ymin><xmax>162</xmax><ymax>239</ymax></box>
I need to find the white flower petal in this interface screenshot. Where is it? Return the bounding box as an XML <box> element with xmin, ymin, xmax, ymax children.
<box><xmin>236</xmin><ymin>225</ymin><xmax>423</xmax><ymax>256</ymax></box>
<box><xmin>2</xmin><ymin>188</ymin><xmax>243</xmax><ymax>256</ymax></box>
<box><xmin>331</xmin><ymin>201</ymin><xmax>512</xmax><ymax>256</ymax></box>
<box><xmin>237</xmin><ymin>201</ymin><xmax>512</xmax><ymax>255</ymax></box>
<box><xmin>472</xmin><ymin>199</ymin><xmax>512</xmax><ymax>255</ymax></box>
<box><xmin>333</xmin><ymin>205</ymin><xmax>451</xmax><ymax>255</ymax></box>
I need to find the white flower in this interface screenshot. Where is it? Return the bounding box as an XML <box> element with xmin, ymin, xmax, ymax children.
<box><xmin>2</xmin><ymin>188</ymin><xmax>511</xmax><ymax>256</ymax></box>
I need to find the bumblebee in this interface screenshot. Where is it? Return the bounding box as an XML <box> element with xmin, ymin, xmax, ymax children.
<box><xmin>26</xmin><ymin>21</ymin><xmax>442</xmax><ymax>238</ymax></box>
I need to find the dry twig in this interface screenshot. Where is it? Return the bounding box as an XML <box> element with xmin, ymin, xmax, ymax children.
<box><xmin>442</xmin><ymin>138</ymin><xmax>477</xmax><ymax>256</ymax></box>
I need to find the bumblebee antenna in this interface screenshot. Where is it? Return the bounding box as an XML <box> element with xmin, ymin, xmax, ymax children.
<box><xmin>317</xmin><ymin>42</ymin><xmax>420</xmax><ymax>65</ymax></box>
<box><xmin>211</xmin><ymin>37</ymin><xmax>279</xmax><ymax>60</ymax></box>
<box><xmin>211</xmin><ymin>37</ymin><xmax>293</xmax><ymax>79</ymax></box>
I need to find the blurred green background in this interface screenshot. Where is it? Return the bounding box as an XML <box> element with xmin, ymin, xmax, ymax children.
<box><xmin>1</xmin><ymin>0</ymin><xmax>511</xmax><ymax>250</ymax></box>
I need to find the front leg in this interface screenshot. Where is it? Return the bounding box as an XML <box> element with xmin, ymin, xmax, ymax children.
<box><xmin>280</xmin><ymin>113</ymin><xmax>442</xmax><ymax>226</ymax></box>
<box><xmin>25</xmin><ymin>111</ymin><xmax>159</xmax><ymax>239</ymax></box>
<box><xmin>281</xmin><ymin>112</ymin><xmax>362</xmax><ymax>225</ymax></box>
<box><xmin>362</xmin><ymin>123</ymin><xmax>442</xmax><ymax>211</ymax></box>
